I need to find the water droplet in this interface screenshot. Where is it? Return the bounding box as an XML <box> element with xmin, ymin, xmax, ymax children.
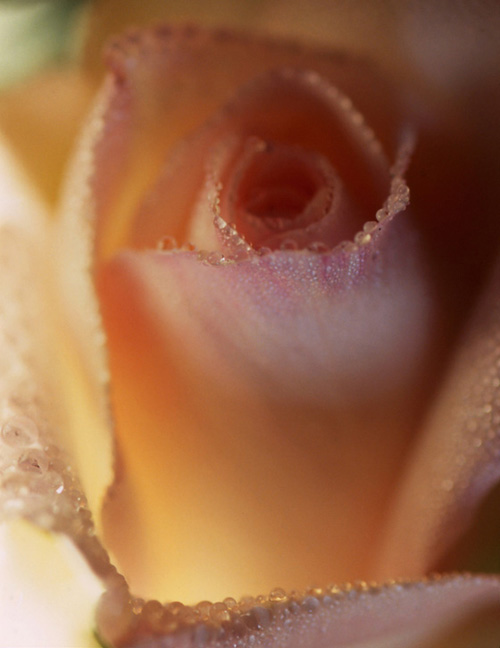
<box><xmin>1</xmin><ymin>416</ymin><xmax>38</xmax><ymax>447</ymax></box>
<box><xmin>269</xmin><ymin>588</ymin><xmax>287</xmax><ymax>603</ymax></box>
<box><xmin>18</xmin><ymin>449</ymin><xmax>49</xmax><ymax>474</ymax></box>
<box><xmin>239</xmin><ymin>596</ymin><xmax>256</xmax><ymax>612</ymax></box>
<box><xmin>142</xmin><ymin>599</ymin><xmax>164</xmax><ymax>627</ymax></box>
<box><xmin>210</xmin><ymin>602</ymin><xmax>230</xmax><ymax>623</ymax></box>
<box><xmin>131</xmin><ymin>597</ymin><xmax>145</xmax><ymax>615</ymax></box>
<box><xmin>279</xmin><ymin>239</ymin><xmax>298</xmax><ymax>251</ymax></box>
<box><xmin>307</xmin><ymin>241</ymin><xmax>329</xmax><ymax>253</ymax></box>
<box><xmin>302</xmin><ymin>596</ymin><xmax>320</xmax><ymax>612</ymax></box>
<box><xmin>95</xmin><ymin>587</ymin><xmax>135</xmax><ymax>645</ymax></box>
<box><xmin>206</xmin><ymin>251</ymin><xmax>224</xmax><ymax>265</ymax></box>
<box><xmin>158</xmin><ymin>235</ymin><xmax>178</xmax><ymax>251</ymax></box>
<box><xmin>222</xmin><ymin>597</ymin><xmax>237</xmax><ymax>611</ymax></box>
<box><xmin>168</xmin><ymin>601</ymin><xmax>185</xmax><ymax>615</ymax></box>
<box><xmin>195</xmin><ymin>600</ymin><xmax>212</xmax><ymax>619</ymax></box>
<box><xmin>363</xmin><ymin>221</ymin><xmax>378</xmax><ymax>234</ymax></box>
<box><xmin>354</xmin><ymin>231</ymin><xmax>371</xmax><ymax>245</ymax></box>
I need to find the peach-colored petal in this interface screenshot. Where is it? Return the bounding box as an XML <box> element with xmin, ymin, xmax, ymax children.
<box><xmin>58</xmin><ymin>21</ymin><xmax>500</xmax><ymax>639</ymax></box>
<box><xmin>378</xmin><ymin>252</ymin><xmax>500</xmax><ymax>578</ymax></box>
<box><xmin>57</xmin><ymin>23</ymin><xmax>460</xmax><ymax>604</ymax></box>
<box><xmin>97</xmin><ymin>194</ymin><xmax>446</xmax><ymax>601</ymax></box>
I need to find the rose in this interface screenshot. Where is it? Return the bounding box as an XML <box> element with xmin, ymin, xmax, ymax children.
<box><xmin>1</xmin><ymin>4</ymin><xmax>500</xmax><ymax>648</ymax></box>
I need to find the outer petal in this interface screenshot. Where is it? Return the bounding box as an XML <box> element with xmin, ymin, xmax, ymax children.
<box><xmin>378</xmin><ymin>251</ymin><xmax>500</xmax><ymax>577</ymax></box>
<box><xmin>0</xmin><ymin>136</ymin><xmax>113</xmax><ymax>643</ymax></box>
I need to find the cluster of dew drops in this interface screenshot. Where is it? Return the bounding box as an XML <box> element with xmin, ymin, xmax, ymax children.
<box><xmin>0</xmin><ymin>402</ymin><xmax>92</xmax><ymax>536</ymax></box>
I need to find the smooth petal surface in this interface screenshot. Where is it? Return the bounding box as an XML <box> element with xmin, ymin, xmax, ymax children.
<box><xmin>379</xmin><ymin>250</ymin><xmax>500</xmax><ymax>578</ymax></box>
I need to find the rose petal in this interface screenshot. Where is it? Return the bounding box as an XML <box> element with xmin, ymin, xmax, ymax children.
<box><xmin>378</xmin><ymin>252</ymin><xmax>500</xmax><ymax>578</ymax></box>
<box><xmin>133</xmin><ymin>65</ymin><xmax>390</xmax><ymax>254</ymax></box>
<box><xmin>96</xmin><ymin>574</ymin><xmax>500</xmax><ymax>648</ymax></box>
<box><xmin>97</xmin><ymin>195</ymin><xmax>446</xmax><ymax>601</ymax></box>
<box><xmin>89</xmin><ymin>25</ymin><xmax>404</xmax><ymax>260</ymax></box>
<box><xmin>0</xmin><ymin>135</ymin><xmax>117</xmax><ymax>643</ymax></box>
<box><xmin>67</xmin><ymin>24</ymin><xmax>456</xmax><ymax>603</ymax></box>
<box><xmin>0</xmin><ymin>134</ymin><xmax>115</xmax><ymax>579</ymax></box>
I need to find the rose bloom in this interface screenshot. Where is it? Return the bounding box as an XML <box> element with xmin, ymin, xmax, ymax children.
<box><xmin>1</xmin><ymin>1</ymin><xmax>500</xmax><ymax>647</ymax></box>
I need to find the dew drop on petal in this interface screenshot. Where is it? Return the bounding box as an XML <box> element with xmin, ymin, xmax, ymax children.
<box><xmin>269</xmin><ymin>587</ymin><xmax>287</xmax><ymax>602</ymax></box>
<box><xmin>157</xmin><ymin>235</ymin><xmax>178</xmax><ymax>251</ymax></box>
<box><xmin>18</xmin><ymin>448</ymin><xmax>49</xmax><ymax>474</ymax></box>
<box><xmin>1</xmin><ymin>416</ymin><xmax>38</xmax><ymax>447</ymax></box>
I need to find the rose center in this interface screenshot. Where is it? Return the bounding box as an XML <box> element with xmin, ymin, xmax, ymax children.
<box><xmin>220</xmin><ymin>138</ymin><xmax>340</xmax><ymax>250</ymax></box>
<box><xmin>237</xmin><ymin>143</ymin><xmax>319</xmax><ymax>223</ymax></box>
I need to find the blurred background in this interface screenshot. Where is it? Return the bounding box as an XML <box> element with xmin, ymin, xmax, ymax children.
<box><xmin>0</xmin><ymin>0</ymin><xmax>88</xmax><ymax>88</ymax></box>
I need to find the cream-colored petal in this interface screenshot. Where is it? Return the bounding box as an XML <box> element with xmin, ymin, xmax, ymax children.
<box><xmin>0</xmin><ymin>132</ymin><xmax>113</xmax><ymax>526</ymax></box>
<box><xmin>0</xmin><ymin>519</ymin><xmax>104</xmax><ymax>648</ymax></box>
<box><xmin>0</xmin><ymin>93</ymin><xmax>115</xmax><ymax>648</ymax></box>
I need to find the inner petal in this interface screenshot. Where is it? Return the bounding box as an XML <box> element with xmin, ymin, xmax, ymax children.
<box><xmin>222</xmin><ymin>138</ymin><xmax>344</xmax><ymax>251</ymax></box>
<box><xmin>234</xmin><ymin>140</ymin><xmax>326</xmax><ymax>222</ymax></box>
<box><xmin>126</xmin><ymin>67</ymin><xmax>391</xmax><ymax>253</ymax></box>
